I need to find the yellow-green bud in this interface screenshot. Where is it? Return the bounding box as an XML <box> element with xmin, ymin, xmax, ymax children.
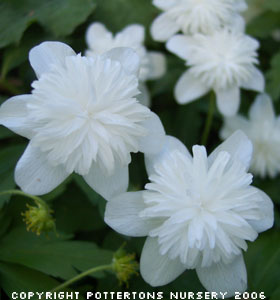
<box><xmin>22</xmin><ymin>200</ymin><xmax>55</xmax><ymax>235</ymax></box>
<box><xmin>112</xmin><ymin>246</ymin><xmax>139</xmax><ymax>287</ymax></box>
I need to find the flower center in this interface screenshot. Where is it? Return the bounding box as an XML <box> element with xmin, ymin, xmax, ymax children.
<box><xmin>186</xmin><ymin>30</ymin><xmax>259</xmax><ymax>90</ymax></box>
<box><xmin>27</xmin><ymin>55</ymin><xmax>150</xmax><ymax>175</ymax></box>
<box><xmin>141</xmin><ymin>147</ymin><xmax>261</xmax><ymax>268</ymax></box>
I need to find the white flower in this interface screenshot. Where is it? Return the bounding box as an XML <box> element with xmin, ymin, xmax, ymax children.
<box><xmin>167</xmin><ymin>30</ymin><xmax>265</xmax><ymax>116</ymax></box>
<box><xmin>151</xmin><ymin>0</ymin><xmax>247</xmax><ymax>41</ymax></box>
<box><xmin>0</xmin><ymin>42</ymin><xmax>165</xmax><ymax>199</ymax></box>
<box><xmin>85</xmin><ymin>22</ymin><xmax>166</xmax><ymax>106</ymax></box>
<box><xmin>221</xmin><ymin>94</ymin><xmax>280</xmax><ymax>178</ymax></box>
<box><xmin>105</xmin><ymin>131</ymin><xmax>274</xmax><ymax>297</ymax></box>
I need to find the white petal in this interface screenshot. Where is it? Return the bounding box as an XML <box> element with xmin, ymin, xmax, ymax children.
<box><xmin>85</xmin><ymin>22</ymin><xmax>111</xmax><ymax>51</ymax></box>
<box><xmin>145</xmin><ymin>135</ymin><xmax>191</xmax><ymax>176</ymax></box>
<box><xmin>248</xmin><ymin>187</ymin><xmax>274</xmax><ymax>233</ymax></box>
<box><xmin>175</xmin><ymin>71</ymin><xmax>210</xmax><ymax>104</ymax></box>
<box><xmin>15</xmin><ymin>144</ymin><xmax>69</xmax><ymax>196</ymax></box>
<box><xmin>196</xmin><ymin>254</ymin><xmax>247</xmax><ymax>297</ymax></box>
<box><xmin>150</xmin><ymin>13</ymin><xmax>180</xmax><ymax>42</ymax></box>
<box><xmin>29</xmin><ymin>41</ymin><xmax>76</xmax><ymax>78</ymax></box>
<box><xmin>105</xmin><ymin>191</ymin><xmax>157</xmax><ymax>237</ymax></box>
<box><xmin>83</xmin><ymin>160</ymin><xmax>128</xmax><ymax>201</ymax></box>
<box><xmin>216</xmin><ymin>86</ymin><xmax>240</xmax><ymax>117</ymax></box>
<box><xmin>220</xmin><ymin>115</ymin><xmax>250</xmax><ymax>140</ymax></box>
<box><xmin>234</xmin><ymin>0</ymin><xmax>248</xmax><ymax>12</ymax></box>
<box><xmin>153</xmin><ymin>0</ymin><xmax>177</xmax><ymax>10</ymax></box>
<box><xmin>249</xmin><ymin>93</ymin><xmax>275</xmax><ymax>121</ymax></box>
<box><xmin>102</xmin><ymin>47</ymin><xmax>140</xmax><ymax>76</ymax></box>
<box><xmin>166</xmin><ymin>35</ymin><xmax>194</xmax><ymax>61</ymax></box>
<box><xmin>138</xmin><ymin>83</ymin><xmax>151</xmax><ymax>107</ymax></box>
<box><xmin>121</xmin><ymin>24</ymin><xmax>145</xmax><ymax>44</ymax></box>
<box><xmin>138</xmin><ymin>112</ymin><xmax>166</xmax><ymax>155</ymax></box>
<box><xmin>241</xmin><ymin>67</ymin><xmax>265</xmax><ymax>93</ymax></box>
<box><xmin>140</xmin><ymin>237</ymin><xmax>186</xmax><ymax>286</ymax></box>
<box><xmin>0</xmin><ymin>95</ymin><xmax>34</xmax><ymax>139</ymax></box>
<box><xmin>231</xmin><ymin>14</ymin><xmax>246</xmax><ymax>33</ymax></box>
<box><xmin>145</xmin><ymin>51</ymin><xmax>166</xmax><ymax>80</ymax></box>
<box><xmin>209</xmin><ymin>130</ymin><xmax>253</xmax><ymax>171</ymax></box>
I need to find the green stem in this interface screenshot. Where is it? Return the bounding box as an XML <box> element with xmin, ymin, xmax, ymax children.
<box><xmin>49</xmin><ymin>264</ymin><xmax>113</xmax><ymax>293</ymax></box>
<box><xmin>201</xmin><ymin>92</ymin><xmax>215</xmax><ymax>146</ymax></box>
<box><xmin>0</xmin><ymin>189</ymin><xmax>44</xmax><ymax>205</ymax></box>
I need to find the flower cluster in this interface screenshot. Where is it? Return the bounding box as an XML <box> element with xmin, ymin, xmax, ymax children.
<box><xmin>0</xmin><ymin>0</ymin><xmax>276</xmax><ymax>297</ymax></box>
<box><xmin>153</xmin><ymin>0</ymin><xmax>264</xmax><ymax>116</ymax></box>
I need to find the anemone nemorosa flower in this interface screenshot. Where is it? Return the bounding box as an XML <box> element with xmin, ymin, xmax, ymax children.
<box><xmin>151</xmin><ymin>0</ymin><xmax>247</xmax><ymax>42</ymax></box>
<box><xmin>221</xmin><ymin>94</ymin><xmax>280</xmax><ymax>178</ymax></box>
<box><xmin>0</xmin><ymin>42</ymin><xmax>165</xmax><ymax>199</ymax></box>
<box><xmin>85</xmin><ymin>22</ymin><xmax>166</xmax><ymax>106</ymax></box>
<box><xmin>105</xmin><ymin>131</ymin><xmax>274</xmax><ymax>297</ymax></box>
<box><xmin>166</xmin><ymin>30</ymin><xmax>264</xmax><ymax>116</ymax></box>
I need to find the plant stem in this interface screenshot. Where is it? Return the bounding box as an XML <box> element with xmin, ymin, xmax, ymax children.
<box><xmin>201</xmin><ymin>92</ymin><xmax>215</xmax><ymax>146</ymax></box>
<box><xmin>0</xmin><ymin>189</ymin><xmax>43</xmax><ymax>204</ymax></box>
<box><xmin>50</xmin><ymin>264</ymin><xmax>113</xmax><ymax>293</ymax></box>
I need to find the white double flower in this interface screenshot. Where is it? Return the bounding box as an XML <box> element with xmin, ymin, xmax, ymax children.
<box><xmin>105</xmin><ymin>131</ymin><xmax>274</xmax><ymax>297</ymax></box>
<box><xmin>0</xmin><ymin>42</ymin><xmax>165</xmax><ymax>199</ymax></box>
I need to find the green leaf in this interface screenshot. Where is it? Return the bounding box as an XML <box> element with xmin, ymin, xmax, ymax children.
<box><xmin>53</xmin><ymin>180</ymin><xmax>105</xmax><ymax>233</ymax></box>
<box><xmin>263</xmin><ymin>0</ymin><xmax>280</xmax><ymax>12</ymax></box>
<box><xmin>0</xmin><ymin>262</ymin><xmax>59</xmax><ymax>296</ymax></box>
<box><xmin>0</xmin><ymin>144</ymin><xmax>26</xmax><ymax>208</ymax></box>
<box><xmin>93</xmin><ymin>0</ymin><xmax>158</xmax><ymax>47</ymax></box>
<box><xmin>0</xmin><ymin>227</ymin><xmax>113</xmax><ymax>280</ymax></box>
<box><xmin>245</xmin><ymin>231</ymin><xmax>280</xmax><ymax>297</ymax></box>
<box><xmin>266</xmin><ymin>51</ymin><xmax>280</xmax><ymax>101</ymax></box>
<box><xmin>247</xmin><ymin>12</ymin><xmax>280</xmax><ymax>38</ymax></box>
<box><xmin>0</xmin><ymin>0</ymin><xmax>96</xmax><ymax>49</ymax></box>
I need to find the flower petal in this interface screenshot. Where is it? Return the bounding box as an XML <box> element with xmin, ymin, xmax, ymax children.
<box><xmin>249</xmin><ymin>93</ymin><xmax>275</xmax><ymax>121</ymax></box>
<box><xmin>15</xmin><ymin>144</ymin><xmax>69</xmax><ymax>196</ymax></box>
<box><xmin>0</xmin><ymin>95</ymin><xmax>34</xmax><ymax>139</ymax></box>
<box><xmin>166</xmin><ymin>35</ymin><xmax>194</xmax><ymax>61</ymax></box>
<box><xmin>105</xmin><ymin>191</ymin><xmax>157</xmax><ymax>236</ymax></box>
<box><xmin>175</xmin><ymin>70</ymin><xmax>210</xmax><ymax>104</ymax></box>
<box><xmin>138</xmin><ymin>83</ymin><xmax>151</xmax><ymax>107</ymax></box>
<box><xmin>151</xmin><ymin>13</ymin><xmax>180</xmax><ymax>42</ymax></box>
<box><xmin>220</xmin><ymin>115</ymin><xmax>250</xmax><ymax>140</ymax></box>
<box><xmin>102</xmin><ymin>47</ymin><xmax>140</xmax><ymax>76</ymax></box>
<box><xmin>29</xmin><ymin>41</ymin><xmax>76</xmax><ymax>78</ymax></box>
<box><xmin>83</xmin><ymin>160</ymin><xmax>128</xmax><ymax>201</ymax></box>
<box><xmin>209</xmin><ymin>130</ymin><xmax>253</xmax><ymax>171</ymax></box>
<box><xmin>121</xmin><ymin>24</ymin><xmax>145</xmax><ymax>44</ymax></box>
<box><xmin>196</xmin><ymin>254</ymin><xmax>247</xmax><ymax>297</ymax></box>
<box><xmin>138</xmin><ymin>112</ymin><xmax>166</xmax><ymax>155</ymax></box>
<box><xmin>140</xmin><ymin>237</ymin><xmax>186</xmax><ymax>286</ymax></box>
<box><xmin>241</xmin><ymin>67</ymin><xmax>265</xmax><ymax>93</ymax></box>
<box><xmin>85</xmin><ymin>22</ymin><xmax>111</xmax><ymax>51</ymax></box>
<box><xmin>153</xmin><ymin>0</ymin><xmax>177</xmax><ymax>10</ymax></box>
<box><xmin>145</xmin><ymin>51</ymin><xmax>166</xmax><ymax>80</ymax></box>
<box><xmin>248</xmin><ymin>187</ymin><xmax>274</xmax><ymax>233</ymax></box>
<box><xmin>216</xmin><ymin>86</ymin><xmax>240</xmax><ymax>117</ymax></box>
<box><xmin>145</xmin><ymin>135</ymin><xmax>191</xmax><ymax>176</ymax></box>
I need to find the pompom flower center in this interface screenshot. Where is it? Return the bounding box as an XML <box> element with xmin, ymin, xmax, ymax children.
<box><xmin>141</xmin><ymin>146</ymin><xmax>262</xmax><ymax>268</ymax></box>
<box><xmin>28</xmin><ymin>55</ymin><xmax>150</xmax><ymax>175</ymax></box>
<box><xmin>186</xmin><ymin>31</ymin><xmax>259</xmax><ymax>90</ymax></box>
<box><xmin>166</xmin><ymin>0</ymin><xmax>240</xmax><ymax>34</ymax></box>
